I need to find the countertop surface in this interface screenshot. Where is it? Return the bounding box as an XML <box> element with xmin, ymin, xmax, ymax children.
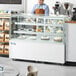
<box><xmin>65</xmin><ymin>21</ymin><xmax>76</xmax><ymax>23</ymax></box>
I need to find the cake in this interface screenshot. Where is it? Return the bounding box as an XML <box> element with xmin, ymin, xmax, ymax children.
<box><xmin>56</xmin><ymin>29</ymin><xmax>63</xmax><ymax>33</ymax></box>
<box><xmin>54</xmin><ymin>37</ymin><xmax>62</xmax><ymax>42</ymax></box>
<box><xmin>57</xmin><ymin>20</ymin><xmax>63</xmax><ymax>24</ymax></box>
<box><xmin>41</xmin><ymin>36</ymin><xmax>50</xmax><ymax>40</ymax></box>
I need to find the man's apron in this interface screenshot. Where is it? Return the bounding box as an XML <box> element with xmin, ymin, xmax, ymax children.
<box><xmin>33</xmin><ymin>8</ymin><xmax>45</xmax><ymax>32</ymax></box>
<box><xmin>35</xmin><ymin>8</ymin><xmax>45</xmax><ymax>15</ymax></box>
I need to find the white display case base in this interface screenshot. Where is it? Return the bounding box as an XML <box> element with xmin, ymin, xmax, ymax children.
<box><xmin>9</xmin><ymin>39</ymin><xmax>65</xmax><ymax>64</ymax></box>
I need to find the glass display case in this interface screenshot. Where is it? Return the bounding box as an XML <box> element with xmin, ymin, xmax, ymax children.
<box><xmin>9</xmin><ymin>14</ymin><xmax>66</xmax><ymax>64</ymax></box>
<box><xmin>11</xmin><ymin>14</ymin><xmax>65</xmax><ymax>44</ymax></box>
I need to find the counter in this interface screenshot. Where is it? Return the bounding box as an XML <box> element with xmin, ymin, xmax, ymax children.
<box><xmin>66</xmin><ymin>21</ymin><xmax>76</xmax><ymax>62</ymax></box>
<box><xmin>65</xmin><ymin>21</ymin><xmax>76</xmax><ymax>23</ymax></box>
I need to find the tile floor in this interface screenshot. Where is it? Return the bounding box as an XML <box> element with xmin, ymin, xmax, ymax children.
<box><xmin>0</xmin><ymin>57</ymin><xmax>76</xmax><ymax>76</ymax></box>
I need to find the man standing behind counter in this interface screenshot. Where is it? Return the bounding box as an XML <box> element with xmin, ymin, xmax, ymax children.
<box><xmin>31</xmin><ymin>0</ymin><xmax>49</xmax><ymax>16</ymax></box>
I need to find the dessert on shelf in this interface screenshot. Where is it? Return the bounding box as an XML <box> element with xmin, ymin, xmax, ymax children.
<box><xmin>54</xmin><ymin>37</ymin><xmax>62</xmax><ymax>42</ymax></box>
<box><xmin>56</xmin><ymin>29</ymin><xmax>63</xmax><ymax>33</ymax></box>
<box><xmin>4</xmin><ymin>45</ymin><xmax>9</xmax><ymax>54</ymax></box>
<box><xmin>18</xmin><ymin>35</ymin><xmax>27</xmax><ymax>39</ymax></box>
<box><xmin>4</xmin><ymin>34</ymin><xmax>9</xmax><ymax>42</ymax></box>
<box><xmin>0</xmin><ymin>20</ymin><xmax>4</xmax><ymax>30</ymax></box>
<box><xmin>4</xmin><ymin>20</ymin><xmax>10</xmax><ymax>30</ymax></box>
<box><xmin>0</xmin><ymin>44</ymin><xmax>4</xmax><ymax>54</ymax></box>
<box><xmin>0</xmin><ymin>33</ymin><xmax>4</xmax><ymax>42</ymax></box>
<box><xmin>41</xmin><ymin>35</ymin><xmax>50</xmax><ymax>40</ymax></box>
<box><xmin>28</xmin><ymin>36</ymin><xmax>36</xmax><ymax>40</ymax></box>
<box><xmin>57</xmin><ymin>20</ymin><xmax>64</xmax><ymax>24</ymax></box>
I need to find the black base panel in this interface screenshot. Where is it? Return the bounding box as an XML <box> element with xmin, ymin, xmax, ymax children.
<box><xmin>11</xmin><ymin>59</ymin><xmax>76</xmax><ymax>66</ymax></box>
<box><xmin>0</xmin><ymin>54</ymin><xmax>9</xmax><ymax>57</ymax></box>
<box><xmin>64</xmin><ymin>61</ymin><xmax>76</xmax><ymax>66</ymax></box>
<box><xmin>1</xmin><ymin>57</ymin><xmax>76</xmax><ymax>66</ymax></box>
<box><xmin>12</xmin><ymin>59</ymin><xmax>65</xmax><ymax>66</ymax></box>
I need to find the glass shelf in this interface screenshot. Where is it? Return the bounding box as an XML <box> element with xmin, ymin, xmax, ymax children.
<box><xmin>15</xmin><ymin>22</ymin><xmax>45</xmax><ymax>26</ymax></box>
<box><xmin>13</xmin><ymin>30</ymin><xmax>64</xmax><ymax>36</ymax></box>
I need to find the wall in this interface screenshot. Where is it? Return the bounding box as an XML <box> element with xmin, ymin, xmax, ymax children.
<box><xmin>0</xmin><ymin>0</ymin><xmax>27</xmax><ymax>12</ymax></box>
<box><xmin>0</xmin><ymin>0</ymin><xmax>76</xmax><ymax>13</ymax></box>
<box><xmin>27</xmin><ymin>0</ymin><xmax>76</xmax><ymax>14</ymax></box>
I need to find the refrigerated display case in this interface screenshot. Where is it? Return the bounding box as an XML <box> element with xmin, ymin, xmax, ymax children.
<box><xmin>9</xmin><ymin>14</ymin><xmax>66</xmax><ymax>64</ymax></box>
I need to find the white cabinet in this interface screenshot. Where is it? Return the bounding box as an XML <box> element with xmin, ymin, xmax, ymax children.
<box><xmin>9</xmin><ymin>14</ymin><xmax>66</xmax><ymax>64</ymax></box>
<box><xmin>66</xmin><ymin>23</ymin><xmax>76</xmax><ymax>62</ymax></box>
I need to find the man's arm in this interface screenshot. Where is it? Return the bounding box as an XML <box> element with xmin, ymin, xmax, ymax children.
<box><xmin>31</xmin><ymin>4</ymin><xmax>37</xmax><ymax>14</ymax></box>
<box><xmin>45</xmin><ymin>5</ymin><xmax>49</xmax><ymax>16</ymax></box>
